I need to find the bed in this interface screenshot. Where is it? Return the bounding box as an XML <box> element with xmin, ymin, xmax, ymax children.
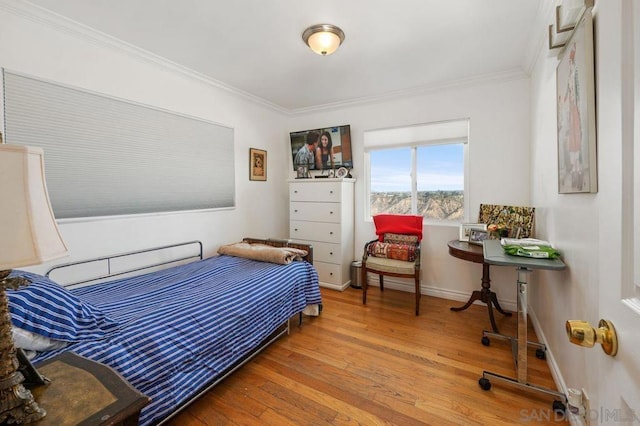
<box><xmin>7</xmin><ymin>238</ymin><xmax>321</xmax><ymax>425</ymax></box>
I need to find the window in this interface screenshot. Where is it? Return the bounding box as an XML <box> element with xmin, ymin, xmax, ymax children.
<box><xmin>365</xmin><ymin>120</ymin><xmax>468</xmax><ymax>222</ymax></box>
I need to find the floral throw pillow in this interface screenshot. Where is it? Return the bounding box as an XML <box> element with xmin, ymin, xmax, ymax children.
<box><xmin>368</xmin><ymin>242</ymin><xmax>417</xmax><ymax>262</ymax></box>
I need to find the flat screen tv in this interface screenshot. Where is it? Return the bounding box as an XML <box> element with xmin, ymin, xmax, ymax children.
<box><xmin>290</xmin><ymin>125</ymin><xmax>352</xmax><ymax>173</ymax></box>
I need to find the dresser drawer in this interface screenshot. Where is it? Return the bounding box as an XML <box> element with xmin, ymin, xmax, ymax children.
<box><xmin>314</xmin><ymin>261</ymin><xmax>342</xmax><ymax>286</ymax></box>
<box><xmin>290</xmin><ymin>221</ymin><xmax>341</xmax><ymax>244</ymax></box>
<box><xmin>310</xmin><ymin>241</ymin><xmax>342</xmax><ymax>264</ymax></box>
<box><xmin>290</xmin><ymin>182</ymin><xmax>341</xmax><ymax>202</ymax></box>
<box><xmin>290</xmin><ymin>202</ymin><xmax>340</xmax><ymax>223</ymax></box>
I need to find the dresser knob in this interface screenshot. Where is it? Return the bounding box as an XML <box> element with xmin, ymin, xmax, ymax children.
<box><xmin>294</xmin><ymin>209</ymin><xmax>298</xmax><ymax>213</ymax></box>
<box><xmin>329</xmin><ymin>211</ymin><xmax>334</xmax><ymax>214</ymax></box>
<box><xmin>329</xmin><ymin>191</ymin><xmax>333</xmax><ymax>194</ymax></box>
<box><xmin>294</xmin><ymin>228</ymin><xmax>298</xmax><ymax>232</ymax></box>
<box><xmin>329</xmin><ymin>232</ymin><xmax>333</xmax><ymax>235</ymax></box>
<box><xmin>329</xmin><ymin>252</ymin><xmax>333</xmax><ymax>255</ymax></box>
<box><xmin>329</xmin><ymin>272</ymin><xmax>333</xmax><ymax>276</ymax></box>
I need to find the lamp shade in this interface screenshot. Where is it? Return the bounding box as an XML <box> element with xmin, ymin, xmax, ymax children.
<box><xmin>302</xmin><ymin>24</ymin><xmax>345</xmax><ymax>56</ymax></box>
<box><xmin>0</xmin><ymin>144</ymin><xmax>68</xmax><ymax>269</ymax></box>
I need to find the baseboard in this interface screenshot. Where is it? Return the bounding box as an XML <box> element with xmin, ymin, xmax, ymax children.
<box><xmin>527</xmin><ymin>309</ymin><xmax>573</xmax><ymax>419</ymax></box>
<box><xmin>319</xmin><ymin>281</ymin><xmax>351</xmax><ymax>291</ymax></box>
<box><xmin>363</xmin><ymin>274</ymin><xmax>518</xmax><ymax>312</ymax></box>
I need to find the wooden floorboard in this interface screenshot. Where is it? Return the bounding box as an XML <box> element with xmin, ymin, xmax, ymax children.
<box><xmin>166</xmin><ymin>287</ymin><xmax>569</xmax><ymax>425</ymax></box>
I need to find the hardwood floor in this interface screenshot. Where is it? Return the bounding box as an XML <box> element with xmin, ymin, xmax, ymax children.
<box><xmin>167</xmin><ymin>287</ymin><xmax>569</xmax><ymax>425</ymax></box>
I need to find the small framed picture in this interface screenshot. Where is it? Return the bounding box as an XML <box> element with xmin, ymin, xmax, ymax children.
<box><xmin>335</xmin><ymin>167</ymin><xmax>349</xmax><ymax>178</ymax></box>
<box><xmin>469</xmin><ymin>229</ymin><xmax>489</xmax><ymax>245</ymax></box>
<box><xmin>459</xmin><ymin>223</ymin><xmax>487</xmax><ymax>242</ymax></box>
<box><xmin>296</xmin><ymin>165</ymin><xmax>310</xmax><ymax>179</ymax></box>
<box><xmin>249</xmin><ymin>148</ymin><xmax>267</xmax><ymax>181</ymax></box>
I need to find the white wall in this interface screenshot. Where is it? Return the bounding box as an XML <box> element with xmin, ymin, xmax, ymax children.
<box><xmin>2</xmin><ymin>3</ymin><xmax>533</xmax><ymax>308</ymax></box>
<box><xmin>529</xmin><ymin>0</ymin><xmax>624</xmax><ymax>412</ymax></box>
<box><xmin>289</xmin><ymin>77</ymin><xmax>532</xmax><ymax>307</ymax></box>
<box><xmin>0</xmin><ymin>3</ymin><xmax>291</xmax><ymax>273</ymax></box>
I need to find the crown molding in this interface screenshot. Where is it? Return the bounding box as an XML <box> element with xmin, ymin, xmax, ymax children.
<box><xmin>0</xmin><ymin>0</ymin><xmax>289</xmax><ymax>114</ymax></box>
<box><xmin>1</xmin><ymin>0</ymin><xmax>535</xmax><ymax>117</ymax></box>
<box><xmin>522</xmin><ymin>0</ymin><xmax>561</xmax><ymax>75</ymax></box>
<box><xmin>289</xmin><ymin>68</ymin><xmax>529</xmax><ymax>115</ymax></box>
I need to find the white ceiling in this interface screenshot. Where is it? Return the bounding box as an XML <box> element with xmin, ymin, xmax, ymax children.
<box><xmin>26</xmin><ymin>0</ymin><xmax>545</xmax><ymax>112</ymax></box>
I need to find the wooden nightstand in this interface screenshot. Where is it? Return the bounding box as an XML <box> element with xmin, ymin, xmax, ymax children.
<box><xmin>31</xmin><ymin>351</ymin><xmax>149</xmax><ymax>426</ymax></box>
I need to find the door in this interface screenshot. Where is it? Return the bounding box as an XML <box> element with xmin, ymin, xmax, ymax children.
<box><xmin>595</xmin><ymin>0</ymin><xmax>640</xmax><ymax>422</ymax></box>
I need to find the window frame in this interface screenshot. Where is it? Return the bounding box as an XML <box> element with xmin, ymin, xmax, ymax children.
<box><xmin>364</xmin><ymin>120</ymin><xmax>469</xmax><ymax>225</ymax></box>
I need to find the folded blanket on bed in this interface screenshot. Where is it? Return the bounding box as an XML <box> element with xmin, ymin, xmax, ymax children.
<box><xmin>217</xmin><ymin>242</ymin><xmax>307</xmax><ymax>264</ymax></box>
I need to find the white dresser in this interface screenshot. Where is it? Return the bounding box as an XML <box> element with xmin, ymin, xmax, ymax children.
<box><xmin>289</xmin><ymin>178</ymin><xmax>355</xmax><ymax>290</ymax></box>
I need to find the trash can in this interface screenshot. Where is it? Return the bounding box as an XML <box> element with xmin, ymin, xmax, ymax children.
<box><xmin>350</xmin><ymin>260</ymin><xmax>362</xmax><ymax>288</ymax></box>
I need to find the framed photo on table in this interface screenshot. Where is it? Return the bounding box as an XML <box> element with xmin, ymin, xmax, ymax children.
<box><xmin>556</xmin><ymin>9</ymin><xmax>597</xmax><ymax>193</ymax></box>
<box><xmin>459</xmin><ymin>223</ymin><xmax>487</xmax><ymax>242</ymax></box>
<box><xmin>468</xmin><ymin>229</ymin><xmax>489</xmax><ymax>245</ymax></box>
<box><xmin>249</xmin><ymin>148</ymin><xmax>267</xmax><ymax>181</ymax></box>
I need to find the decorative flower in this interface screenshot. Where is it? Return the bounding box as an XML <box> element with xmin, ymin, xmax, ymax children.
<box><xmin>487</xmin><ymin>224</ymin><xmax>509</xmax><ymax>238</ymax></box>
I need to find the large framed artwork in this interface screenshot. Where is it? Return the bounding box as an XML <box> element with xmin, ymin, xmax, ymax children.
<box><xmin>478</xmin><ymin>204</ymin><xmax>535</xmax><ymax>239</ymax></box>
<box><xmin>556</xmin><ymin>9</ymin><xmax>597</xmax><ymax>193</ymax></box>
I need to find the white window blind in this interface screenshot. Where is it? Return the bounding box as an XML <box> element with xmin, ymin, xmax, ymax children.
<box><xmin>2</xmin><ymin>70</ymin><xmax>234</xmax><ymax>219</ymax></box>
<box><xmin>364</xmin><ymin>119</ymin><xmax>469</xmax><ymax>151</ymax></box>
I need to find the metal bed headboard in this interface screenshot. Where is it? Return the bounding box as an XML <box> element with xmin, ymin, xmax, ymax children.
<box><xmin>46</xmin><ymin>240</ymin><xmax>203</xmax><ymax>287</ymax></box>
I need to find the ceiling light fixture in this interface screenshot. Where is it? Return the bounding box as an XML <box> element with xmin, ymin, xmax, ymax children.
<box><xmin>302</xmin><ymin>24</ymin><xmax>345</xmax><ymax>56</ymax></box>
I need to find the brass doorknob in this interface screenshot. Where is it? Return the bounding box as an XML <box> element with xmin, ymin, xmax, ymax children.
<box><xmin>565</xmin><ymin>319</ymin><xmax>618</xmax><ymax>356</ymax></box>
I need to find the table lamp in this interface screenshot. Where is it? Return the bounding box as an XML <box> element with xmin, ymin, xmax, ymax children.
<box><xmin>0</xmin><ymin>144</ymin><xmax>68</xmax><ymax>423</ymax></box>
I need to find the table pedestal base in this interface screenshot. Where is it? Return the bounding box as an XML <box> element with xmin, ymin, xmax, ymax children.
<box><xmin>450</xmin><ymin>262</ymin><xmax>512</xmax><ymax>333</ymax></box>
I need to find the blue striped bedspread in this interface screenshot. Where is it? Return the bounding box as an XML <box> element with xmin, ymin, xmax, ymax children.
<box><xmin>33</xmin><ymin>255</ymin><xmax>321</xmax><ymax>425</ymax></box>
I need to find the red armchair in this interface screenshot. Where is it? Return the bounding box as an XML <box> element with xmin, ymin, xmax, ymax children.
<box><xmin>361</xmin><ymin>214</ymin><xmax>423</xmax><ymax>315</ymax></box>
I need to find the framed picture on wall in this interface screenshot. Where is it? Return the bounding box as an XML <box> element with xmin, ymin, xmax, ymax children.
<box><xmin>556</xmin><ymin>9</ymin><xmax>597</xmax><ymax>193</ymax></box>
<box><xmin>249</xmin><ymin>148</ymin><xmax>267</xmax><ymax>181</ymax></box>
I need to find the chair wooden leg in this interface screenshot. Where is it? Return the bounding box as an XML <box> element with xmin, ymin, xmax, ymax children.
<box><xmin>379</xmin><ymin>275</ymin><xmax>384</xmax><ymax>291</ymax></box>
<box><xmin>362</xmin><ymin>265</ymin><xmax>368</xmax><ymax>305</ymax></box>
<box><xmin>415</xmin><ymin>274</ymin><xmax>421</xmax><ymax>316</ymax></box>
